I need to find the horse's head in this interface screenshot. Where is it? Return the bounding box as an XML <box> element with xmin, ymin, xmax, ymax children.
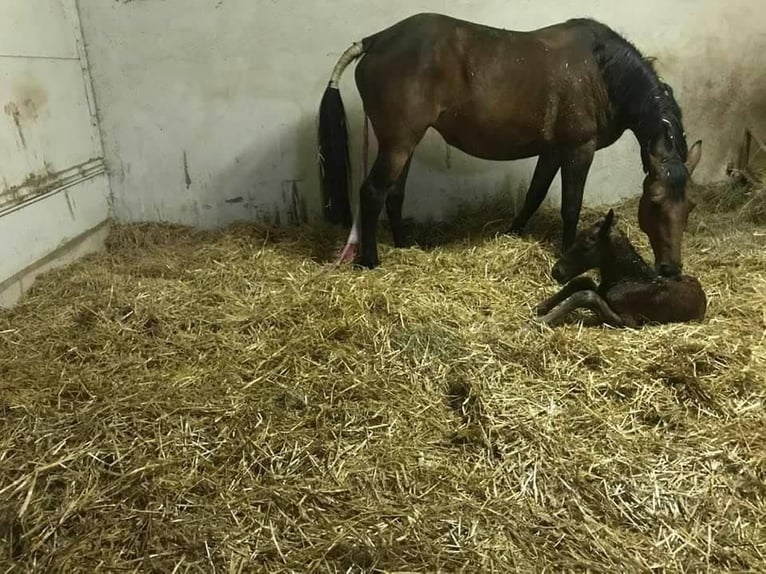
<box><xmin>638</xmin><ymin>139</ymin><xmax>702</xmax><ymax>278</ymax></box>
<box><xmin>552</xmin><ymin>209</ymin><xmax>616</xmax><ymax>284</ymax></box>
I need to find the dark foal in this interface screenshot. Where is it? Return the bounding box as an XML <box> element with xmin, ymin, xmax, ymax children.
<box><xmin>535</xmin><ymin>209</ymin><xmax>707</xmax><ymax>328</ymax></box>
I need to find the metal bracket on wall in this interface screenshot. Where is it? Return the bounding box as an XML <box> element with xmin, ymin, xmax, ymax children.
<box><xmin>0</xmin><ymin>158</ymin><xmax>106</xmax><ymax>219</ymax></box>
<box><xmin>63</xmin><ymin>0</ymin><xmax>104</xmax><ymax>146</ymax></box>
<box><xmin>727</xmin><ymin>128</ymin><xmax>765</xmax><ymax>185</ymax></box>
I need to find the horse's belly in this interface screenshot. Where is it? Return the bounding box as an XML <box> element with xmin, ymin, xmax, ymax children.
<box><xmin>433</xmin><ymin>117</ymin><xmax>547</xmax><ymax>161</ymax></box>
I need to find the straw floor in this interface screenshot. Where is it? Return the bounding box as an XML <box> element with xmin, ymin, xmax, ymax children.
<box><xmin>1</xmin><ymin>183</ymin><xmax>764</xmax><ymax>572</ymax></box>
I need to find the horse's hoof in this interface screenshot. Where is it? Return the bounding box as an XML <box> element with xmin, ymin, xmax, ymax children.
<box><xmin>357</xmin><ymin>247</ymin><xmax>380</xmax><ymax>269</ymax></box>
<box><xmin>353</xmin><ymin>255</ymin><xmax>379</xmax><ymax>270</ymax></box>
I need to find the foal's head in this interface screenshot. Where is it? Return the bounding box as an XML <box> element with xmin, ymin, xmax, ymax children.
<box><xmin>638</xmin><ymin>139</ymin><xmax>702</xmax><ymax>278</ymax></box>
<box><xmin>551</xmin><ymin>209</ymin><xmax>618</xmax><ymax>284</ymax></box>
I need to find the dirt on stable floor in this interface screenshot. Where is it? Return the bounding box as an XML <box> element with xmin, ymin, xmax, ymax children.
<box><xmin>0</xmin><ymin>183</ymin><xmax>764</xmax><ymax>572</ymax></box>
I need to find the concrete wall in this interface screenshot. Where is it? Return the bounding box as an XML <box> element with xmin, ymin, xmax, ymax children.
<box><xmin>78</xmin><ymin>0</ymin><xmax>765</xmax><ymax>228</ymax></box>
<box><xmin>0</xmin><ymin>0</ymin><xmax>110</xmax><ymax>304</ymax></box>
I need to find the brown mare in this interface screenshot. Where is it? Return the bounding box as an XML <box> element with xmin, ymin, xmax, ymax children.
<box><xmin>318</xmin><ymin>13</ymin><xmax>703</xmax><ymax>275</ymax></box>
<box><xmin>535</xmin><ymin>208</ymin><xmax>707</xmax><ymax>328</ymax></box>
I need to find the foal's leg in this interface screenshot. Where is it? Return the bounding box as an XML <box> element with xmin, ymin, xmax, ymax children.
<box><xmin>508</xmin><ymin>152</ymin><xmax>560</xmax><ymax>236</ymax></box>
<box><xmin>535</xmin><ymin>276</ymin><xmax>598</xmax><ymax>316</ymax></box>
<box><xmin>385</xmin><ymin>154</ymin><xmax>413</xmax><ymax>248</ymax></box>
<box><xmin>357</xmin><ymin>148</ymin><xmax>414</xmax><ymax>268</ymax></box>
<box><xmin>536</xmin><ymin>290</ymin><xmax>625</xmax><ymax>327</ymax></box>
<box><xmin>560</xmin><ymin>143</ymin><xmax>595</xmax><ymax>251</ymax></box>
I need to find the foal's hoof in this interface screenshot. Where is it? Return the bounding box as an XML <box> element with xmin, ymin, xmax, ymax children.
<box><xmin>535</xmin><ymin>303</ymin><xmax>550</xmax><ymax>316</ymax></box>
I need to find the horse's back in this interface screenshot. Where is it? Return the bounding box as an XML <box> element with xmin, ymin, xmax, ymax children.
<box><xmin>361</xmin><ymin>13</ymin><xmax>609</xmax><ymax>48</ymax></box>
<box><xmin>355</xmin><ymin>13</ymin><xmax>609</xmax><ymax>159</ymax></box>
<box><xmin>362</xmin><ymin>13</ymin><xmax>510</xmax><ymax>50</ymax></box>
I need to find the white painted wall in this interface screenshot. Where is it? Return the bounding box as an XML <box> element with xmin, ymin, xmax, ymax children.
<box><xmin>78</xmin><ymin>0</ymin><xmax>765</xmax><ymax>228</ymax></box>
<box><xmin>0</xmin><ymin>0</ymin><xmax>110</xmax><ymax>294</ymax></box>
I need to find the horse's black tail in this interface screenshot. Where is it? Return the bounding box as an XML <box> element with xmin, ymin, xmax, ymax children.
<box><xmin>318</xmin><ymin>42</ymin><xmax>364</xmax><ymax>227</ymax></box>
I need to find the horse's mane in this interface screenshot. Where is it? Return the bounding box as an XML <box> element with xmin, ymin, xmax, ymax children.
<box><xmin>566</xmin><ymin>19</ymin><xmax>689</xmax><ymax>198</ymax></box>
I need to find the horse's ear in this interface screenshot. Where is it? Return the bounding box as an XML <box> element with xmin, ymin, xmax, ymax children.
<box><xmin>599</xmin><ymin>209</ymin><xmax>615</xmax><ymax>238</ymax></box>
<box><xmin>686</xmin><ymin>140</ymin><xmax>702</xmax><ymax>175</ymax></box>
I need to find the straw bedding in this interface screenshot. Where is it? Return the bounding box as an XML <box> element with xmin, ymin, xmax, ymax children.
<box><xmin>0</xmin><ymin>183</ymin><xmax>764</xmax><ymax>572</ymax></box>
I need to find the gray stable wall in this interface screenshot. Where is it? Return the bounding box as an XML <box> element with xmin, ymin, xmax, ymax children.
<box><xmin>78</xmin><ymin>0</ymin><xmax>765</xmax><ymax>229</ymax></box>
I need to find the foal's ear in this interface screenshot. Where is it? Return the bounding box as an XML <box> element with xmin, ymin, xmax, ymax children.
<box><xmin>599</xmin><ymin>208</ymin><xmax>615</xmax><ymax>238</ymax></box>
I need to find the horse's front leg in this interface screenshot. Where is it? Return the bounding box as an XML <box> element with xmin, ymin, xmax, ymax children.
<box><xmin>560</xmin><ymin>142</ymin><xmax>596</xmax><ymax>251</ymax></box>
<box><xmin>508</xmin><ymin>152</ymin><xmax>560</xmax><ymax>236</ymax></box>
<box><xmin>535</xmin><ymin>276</ymin><xmax>598</xmax><ymax>316</ymax></box>
<box><xmin>536</xmin><ymin>290</ymin><xmax>625</xmax><ymax>327</ymax></box>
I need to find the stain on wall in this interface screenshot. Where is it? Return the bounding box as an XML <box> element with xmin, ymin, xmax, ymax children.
<box><xmin>285</xmin><ymin>180</ymin><xmax>307</xmax><ymax>226</ymax></box>
<box><xmin>182</xmin><ymin>150</ymin><xmax>192</xmax><ymax>189</ymax></box>
<box><xmin>11</xmin><ymin>78</ymin><xmax>48</xmax><ymax>122</ymax></box>
<box><xmin>4</xmin><ymin>103</ymin><xmax>27</xmax><ymax>148</ymax></box>
<box><xmin>3</xmin><ymin>78</ymin><xmax>48</xmax><ymax>150</ymax></box>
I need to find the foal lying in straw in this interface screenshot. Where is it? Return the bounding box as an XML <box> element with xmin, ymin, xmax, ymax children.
<box><xmin>535</xmin><ymin>209</ymin><xmax>707</xmax><ymax>328</ymax></box>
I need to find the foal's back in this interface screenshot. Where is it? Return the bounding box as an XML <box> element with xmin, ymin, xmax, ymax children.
<box><xmin>605</xmin><ymin>275</ymin><xmax>707</xmax><ymax>327</ymax></box>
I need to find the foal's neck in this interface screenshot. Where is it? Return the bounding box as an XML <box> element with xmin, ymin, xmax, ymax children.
<box><xmin>599</xmin><ymin>232</ymin><xmax>656</xmax><ymax>286</ymax></box>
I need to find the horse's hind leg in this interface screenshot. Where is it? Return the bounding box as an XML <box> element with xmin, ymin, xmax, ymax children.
<box><xmin>332</xmin><ymin>150</ymin><xmax>413</xmax><ymax>267</ymax></box>
<box><xmin>536</xmin><ymin>290</ymin><xmax>624</xmax><ymax>327</ymax></box>
<box><xmin>386</xmin><ymin>154</ymin><xmax>413</xmax><ymax>248</ymax></box>
<box><xmin>508</xmin><ymin>152</ymin><xmax>560</xmax><ymax>236</ymax></box>
<box><xmin>357</xmin><ymin>148</ymin><xmax>413</xmax><ymax>268</ymax></box>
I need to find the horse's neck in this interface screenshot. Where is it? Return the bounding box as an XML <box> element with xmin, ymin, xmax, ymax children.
<box><xmin>599</xmin><ymin>234</ymin><xmax>656</xmax><ymax>286</ymax></box>
<box><xmin>615</xmin><ymin>81</ymin><xmax>685</xmax><ymax>167</ymax></box>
